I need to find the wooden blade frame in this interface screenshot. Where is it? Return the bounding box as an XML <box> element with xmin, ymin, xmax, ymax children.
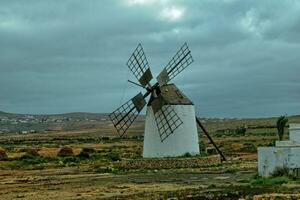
<box><xmin>127</xmin><ymin>43</ymin><xmax>153</xmax><ymax>87</ymax></box>
<box><xmin>154</xmin><ymin>105</ymin><xmax>183</xmax><ymax>142</ymax></box>
<box><xmin>157</xmin><ymin>42</ymin><xmax>193</xmax><ymax>85</ymax></box>
<box><xmin>109</xmin><ymin>92</ymin><xmax>146</xmax><ymax>137</ymax></box>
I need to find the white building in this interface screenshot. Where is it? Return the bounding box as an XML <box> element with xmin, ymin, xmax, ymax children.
<box><xmin>143</xmin><ymin>84</ymin><xmax>200</xmax><ymax>158</ymax></box>
<box><xmin>258</xmin><ymin>123</ymin><xmax>300</xmax><ymax>177</ymax></box>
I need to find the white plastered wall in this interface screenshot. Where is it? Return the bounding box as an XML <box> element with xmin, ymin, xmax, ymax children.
<box><xmin>143</xmin><ymin>105</ymin><xmax>200</xmax><ymax>158</ymax></box>
<box><xmin>258</xmin><ymin>123</ymin><xmax>300</xmax><ymax>177</ymax></box>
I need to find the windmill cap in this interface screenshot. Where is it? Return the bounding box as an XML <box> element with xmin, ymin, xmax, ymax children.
<box><xmin>159</xmin><ymin>84</ymin><xmax>193</xmax><ymax>105</ymax></box>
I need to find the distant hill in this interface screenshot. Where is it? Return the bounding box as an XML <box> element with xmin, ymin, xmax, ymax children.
<box><xmin>0</xmin><ymin>111</ymin><xmax>145</xmax><ymax>134</ymax></box>
<box><xmin>0</xmin><ymin>111</ymin><xmax>299</xmax><ymax>134</ymax></box>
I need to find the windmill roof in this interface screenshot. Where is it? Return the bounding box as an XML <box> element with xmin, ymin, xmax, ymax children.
<box><xmin>160</xmin><ymin>84</ymin><xmax>193</xmax><ymax>105</ymax></box>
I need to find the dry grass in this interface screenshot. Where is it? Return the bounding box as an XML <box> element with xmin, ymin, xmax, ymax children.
<box><xmin>57</xmin><ymin>146</ymin><xmax>74</xmax><ymax>157</ymax></box>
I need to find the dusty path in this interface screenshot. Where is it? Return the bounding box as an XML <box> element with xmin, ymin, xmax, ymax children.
<box><xmin>0</xmin><ymin>167</ymin><xmax>254</xmax><ymax>200</ymax></box>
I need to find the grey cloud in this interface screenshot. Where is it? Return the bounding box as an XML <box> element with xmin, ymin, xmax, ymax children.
<box><xmin>0</xmin><ymin>0</ymin><xmax>299</xmax><ymax>117</ymax></box>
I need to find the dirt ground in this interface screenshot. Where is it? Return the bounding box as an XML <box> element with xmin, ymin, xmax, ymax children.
<box><xmin>0</xmin><ymin>166</ymin><xmax>254</xmax><ymax>200</ymax></box>
<box><xmin>1</xmin><ymin>116</ymin><xmax>300</xmax><ymax>199</ymax></box>
<box><xmin>1</xmin><ymin>165</ymin><xmax>300</xmax><ymax>200</ymax></box>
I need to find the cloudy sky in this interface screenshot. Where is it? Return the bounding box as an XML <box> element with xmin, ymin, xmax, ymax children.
<box><xmin>0</xmin><ymin>0</ymin><xmax>299</xmax><ymax>118</ymax></box>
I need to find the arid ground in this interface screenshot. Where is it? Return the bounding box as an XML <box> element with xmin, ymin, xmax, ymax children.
<box><xmin>1</xmin><ymin>113</ymin><xmax>300</xmax><ymax>199</ymax></box>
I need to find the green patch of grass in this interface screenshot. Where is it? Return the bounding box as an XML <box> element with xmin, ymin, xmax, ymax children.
<box><xmin>5</xmin><ymin>151</ymin><xmax>108</xmax><ymax>169</ymax></box>
<box><xmin>7</xmin><ymin>155</ymin><xmax>57</xmax><ymax>169</ymax></box>
<box><xmin>198</xmin><ymin>151</ymin><xmax>209</xmax><ymax>157</ymax></box>
<box><xmin>19</xmin><ymin>154</ymin><xmax>56</xmax><ymax>165</ymax></box>
<box><xmin>251</xmin><ymin>176</ymin><xmax>290</xmax><ymax>185</ymax></box>
<box><xmin>60</xmin><ymin>156</ymin><xmax>81</xmax><ymax>164</ymax></box>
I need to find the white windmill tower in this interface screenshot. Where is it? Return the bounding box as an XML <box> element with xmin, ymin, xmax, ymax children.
<box><xmin>109</xmin><ymin>43</ymin><xmax>226</xmax><ymax>160</ymax></box>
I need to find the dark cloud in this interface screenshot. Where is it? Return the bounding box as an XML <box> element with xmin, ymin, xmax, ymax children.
<box><xmin>0</xmin><ymin>0</ymin><xmax>299</xmax><ymax>117</ymax></box>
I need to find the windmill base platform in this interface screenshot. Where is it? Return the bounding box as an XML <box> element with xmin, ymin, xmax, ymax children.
<box><xmin>143</xmin><ymin>105</ymin><xmax>200</xmax><ymax>158</ymax></box>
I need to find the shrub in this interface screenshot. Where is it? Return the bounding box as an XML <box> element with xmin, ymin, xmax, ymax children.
<box><xmin>102</xmin><ymin>137</ymin><xmax>110</xmax><ymax>141</ymax></box>
<box><xmin>19</xmin><ymin>155</ymin><xmax>47</xmax><ymax>165</ymax></box>
<box><xmin>107</xmin><ymin>151</ymin><xmax>121</xmax><ymax>161</ymax></box>
<box><xmin>77</xmin><ymin>151</ymin><xmax>90</xmax><ymax>159</ymax></box>
<box><xmin>276</xmin><ymin>115</ymin><xmax>288</xmax><ymax>140</ymax></box>
<box><xmin>57</xmin><ymin>146</ymin><xmax>74</xmax><ymax>157</ymax></box>
<box><xmin>0</xmin><ymin>147</ymin><xmax>8</xmax><ymax>160</ymax></box>
<box><xmin>272</xmin><ymin>166</ymin><xmax>290</xmax><ymax>177</ymax></box>
<box><xmin>199</xmin><ymin>141</ymin><xmax>206</xmax><ymax>152</ymax></box>
<box><xmin>205</xmin><ymin>147</ymin><xmax>216</xmax><ymax>155</ymax></box>
<box><xmin>95</xmin><ymin>167</ymin><xmax>113</xmax><ymax>173</ymax></box>
<box><xmin>183</xmin><ymin>152</ymin><xmax>192</xmax><ymax>157</ymax></box>
<box><xmin>77</xmin><ymin>147</ymin><xmax>97</xmax><ymax>159</ymax></box>
<box><xmin>236</xmin><ymin>126</ymin><xmax>246</xmax><ymax>135</ymax></box>
<box><xmin>268</xmin><ymin>141</ymin><xmax>276</xmax><ymax>147</ymax></box>
<box><xmin>81</xmin><ymin>147</ymin><xmax>96</xmax><ymax>154</ymax></box>
<box><xmin>61</xmin><ymin>156</ymin><xmax>80</xmax><ymax>164</ymax></box>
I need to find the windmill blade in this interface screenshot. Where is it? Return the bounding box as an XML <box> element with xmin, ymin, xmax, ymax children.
<box><xmin>109</xmin><ymin>92</ymin><xmax>146</xmax><ymax>136</ymax></box>
<box><xmin>157</xmin><ymin>42</ymin><xmax>193</xmax><ymax>85</ymax></box>
<box><xmin>154</xmin><ymin>105</ymin><xmax>183</xmax><ymax>142</ymax></box>
<box><xmin>127</xmin><ymin>43</ymin><xmax>153</xmax><ymax>87</ymax></box>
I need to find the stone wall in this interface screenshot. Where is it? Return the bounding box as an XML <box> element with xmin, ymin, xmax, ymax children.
<box><xmin>253</xmin><ymin>194</ymin><xmax>300</xmax><ymax>200</ymax></box>
<box><xmin>120</xmin><ymin>155</ymin><xmax>221</xmax><ymax>169</ymax></box>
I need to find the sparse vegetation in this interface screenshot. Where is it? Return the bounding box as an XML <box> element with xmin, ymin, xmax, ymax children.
<box><xmin>18</xmin><ymin>155</ymin><xmax>54</xmax><ymax>165</ymax></box>
<box><xmin>276</xmin><ymin>115</ymin><xmax>288</xmax><ymax>140</ymax></box>
<box><xmin>272</xmin><ymin>166</ymin><xmax>290</xmax><ymax>177</ymax></box>
<box><xmin>106</xmin><ymin>151</ymin><xmax>121</xmax><ymax>161</ymax></box>
<box><xmin>251</xmin><ymin>166</ymin><xmax>299</xmax><ymax>186</ymax></box>
<box><xmin>251</xmin><ymin>176</ymin><xmax>290</xmax><ymax>185</ymax></box>
<box><xmin>0</xmin><ymin>113</ymin><xmax>300</xmax><ymax>199</ymax></box>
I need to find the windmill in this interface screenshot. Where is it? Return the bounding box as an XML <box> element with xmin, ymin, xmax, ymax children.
<box><xmin>109</xmin><ymin>43</ymin><xmax>226</xmax><ymax>160</ymax></box>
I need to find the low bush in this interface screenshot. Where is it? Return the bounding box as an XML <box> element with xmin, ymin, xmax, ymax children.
<box><xmin>199</xmin><ymin>151</ymin><xmax>209</xmax><ymax>157</ymax></box>
<box><xmin>61</xmin><ymin>156</ymin><xmax>81</xmax><ymax>164</ymax></box>
<box><xmin>95</xmin><ymin>167</ymin><xmax>113</xmax><ymax>173</ymax></box>
<box><xmin>102</xmin><ymin>137</ymin><xmax>110</xmax><ymax>141</ymax></box>
<box><xmin>199</xmin><ymin>141</ymin><xmax>206</xmax><ymax>152</ymax></box>
<box><xmin>183</xmin><ymin>152</ymin><xmax>192</xmax><ymax>157</ymax></box>
<box><xmin>236</xmin><ymin>127</ymin><xmax>247</xmax><ymax>135</ymax></box>
<box><xmin>272</xmin><ymin>166</ymin><xmax>290</xmax><ymax>177</ymax></box>
<box><xmin>107</xmin><ymin>151</ymin><xmax>121</xmax><ymax>161</ymax></box>
<box><xmin>81</xmin><ymin>147</ymin><xmax>96</xmax><ymax>154</ymax></box>
<box><xmin>77</xmin><ymin>151</ymin><xmax>90</xmax><ymax>159</ymax></box>
<box><xmin>77</xmin><ymin>147</ymin><xmax>98</xmax><ymax>159</ymax></box>
<box><xmin>18</xmin><ymin>155</ymin><xmax>55</xmax><ymax>165</ymax></box>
